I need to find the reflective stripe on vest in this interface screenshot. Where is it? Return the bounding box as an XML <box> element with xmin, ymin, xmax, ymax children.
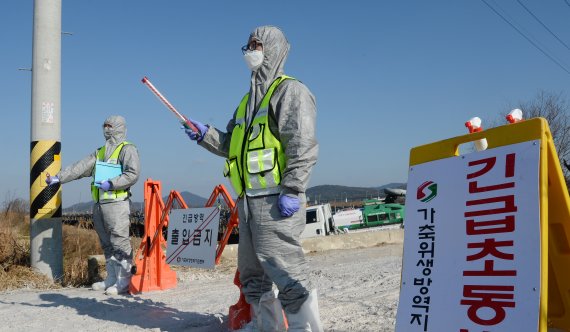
<box><xmin>91</xmin><ymin>142</ymin><xmax>130</xmax><ymax>202</ymax></box>
<box><xmin>224</xmin><ymin>75</ymin><xmax>293</xmax><ymax>197</ymax></box>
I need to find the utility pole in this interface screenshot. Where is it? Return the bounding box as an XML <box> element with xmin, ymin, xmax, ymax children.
<box><xmin>30</xmin><ymin>0</ymin><xmax>63</xmax><ymax>281</ymax></box>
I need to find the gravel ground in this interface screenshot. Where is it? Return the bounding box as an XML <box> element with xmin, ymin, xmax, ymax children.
<box><xmin>0</xmin><ymin>243</ymin><xmax>403</xmax><ymax>332</ymax></box>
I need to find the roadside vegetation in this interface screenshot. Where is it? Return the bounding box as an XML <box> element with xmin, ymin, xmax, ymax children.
<box><xmin>0</xmin><ymin>194</ymin><xmax>105</xmax><ymax>291</ymax></box>
<box><xmin>0</xmin><ymin>195</ymin><xmax>52</xmax><ymax>291</ymax></box>
<box><xmin>499</xmin><ymin>90</ymin><xmax>570</xmax><ymax>186</ymax></box>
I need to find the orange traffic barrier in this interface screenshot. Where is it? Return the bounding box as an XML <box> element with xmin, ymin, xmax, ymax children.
<box><xmin>229</xmin><ymin>270</ymin><xmax>252</xmax><ymax>330</ymax></box>
<box><xmin>228</xmin><ymin>269</ymin><xmax>290</xmax><ymax>330</ymax></box>
<box><xmin>204</xmin><ymin>184</ymin><xmax>240</xmax><ymax>265</ymax></box>
<box><xmin>130</xmin><ymin>179</ymin><xmax>179</xmax><ymax>294</ymax></box>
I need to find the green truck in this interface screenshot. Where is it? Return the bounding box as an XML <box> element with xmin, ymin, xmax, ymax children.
<box><xmin>361</xmin><ymin>199</ymin><xmax>405</xmax><ymax>227</ymax></box>
<box><xmin>337</xmin><ymin>200</ymin><xmax>405</xmax><ymax>231</ymax></box>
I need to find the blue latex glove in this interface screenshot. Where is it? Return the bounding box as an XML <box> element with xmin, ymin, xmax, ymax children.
<box><xmin>45</xmin><ymin>174</ymin><xmax>60</xmax><ymax>186</ymax></box>
<box><xmin>278</xmin><ymin>194</ymin><xmax>300</xmax><ymax>217</ymax></box>
<box><xmin>95</xmin><ymin>180</ymin><xmax>112</xmax><ymax>192</ymax></box>
<box><xmin>184</xmin><ymin>118</ymin><xmax>208</xmax><ymax>142</ymax></box>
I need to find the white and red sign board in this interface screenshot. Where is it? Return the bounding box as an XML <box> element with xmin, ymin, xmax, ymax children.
<box><xmin>396</xmin><ymin>140</ymin><xmax>541</xmax><ymax>332</ymax></box>
<box><xmin>166</xmin><ymin>207</ymin><xmax>220</xmax><ymax>269</ymax></box>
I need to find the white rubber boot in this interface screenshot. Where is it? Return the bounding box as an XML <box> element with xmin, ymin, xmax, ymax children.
<box><xmin>234</xmin><ymin>302</ymin><xmax>259</xmax><ymax>332</ymax></box>
<box><xmin>258</xmin><ymin>290</ymin><xmax>287</xmax><ymax>332</ymax></box>
<box><xmin>91</xmin><ymin>260</ymin><xmax>117</xmax><ymax>291</ymax></box>
<box><xmin>105</xmin><ymin>258</ymin><xmax>132</xmax><ymax>295</ymax></box>
<box><xmin>286</xmin><ymin>289</ymin><xmax>324</xmax><ymax>332</ymax></box>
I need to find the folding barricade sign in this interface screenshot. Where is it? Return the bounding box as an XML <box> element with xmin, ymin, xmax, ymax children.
<box><xmin>395</xmin><ymin>118</ymin><xmax>570</xmax><ymax>331</ymax></box>
<box><xmin>166</xmin><ymin>207</ymin><xmax>221</xmax><ymax>268</ymax></box>
<box><xmin>130</xmin><ymin>180</ymin><xmax>241</xmax><ymax>294</ymax></box>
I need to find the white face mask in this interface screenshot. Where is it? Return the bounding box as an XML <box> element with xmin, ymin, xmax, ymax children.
<box><xmin>243</xmin><ymin>50</ymin><xmax>264</xmax><ymax>71</ymax></box>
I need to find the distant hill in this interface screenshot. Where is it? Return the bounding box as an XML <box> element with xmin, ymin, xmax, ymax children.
<box><xmin>63</xmin><ymin>201</ymin><xmax>96</xmax><ymax>214</ymax></box>
<box><xmin>178</xmin><ymin>191</ymin><xmax>209</xmax><ymax>207</ymax></box>
<box><xmin>63</xmin><ymin>190</ymin><xmax>208</xmax><ymax>214</ymax></box>
<box><xmin>306</xmin><ymin>183</ymin><xmax>406</xmax><ymax>203</ymax></box>
<box><xmin>63</xmin><ymin>185</ymin><xmax>405</xmax><ymax>214</ymax></box>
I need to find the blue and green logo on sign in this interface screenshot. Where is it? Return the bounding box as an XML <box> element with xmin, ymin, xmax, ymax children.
<box><xmin>417</xmin><ymin>181</ymin><xmax>437</xmax><ymax>203</ymax></box>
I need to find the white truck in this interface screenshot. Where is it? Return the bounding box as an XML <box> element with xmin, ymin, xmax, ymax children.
<box><xmin>301</xmin><ymin>203</ymin><xmax>334</xmax><ymax>238</ymax></box>
<box><xmin>332</xmin><ymin>208</ymin><xmax>363</xmax><ymax>231</ymax></box>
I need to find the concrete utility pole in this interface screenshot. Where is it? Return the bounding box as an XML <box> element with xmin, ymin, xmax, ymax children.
<box><xmin>30</xmin><ymin>0</ymin><xmax>63</xmax><ymax>281</ymax></box>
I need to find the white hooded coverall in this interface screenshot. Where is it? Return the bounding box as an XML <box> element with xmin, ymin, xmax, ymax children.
<box><xmin>198</xmin><ymin>26</ymin><xmax>319</xmax><ymax>315</ymax></box>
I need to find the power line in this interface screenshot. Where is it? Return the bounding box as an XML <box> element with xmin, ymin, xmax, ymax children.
<box><xmin>516</xmin><ymin>0</ymin><xmax>570</xmax><ymax>51</ymax></box>
<box><xmin>480</xmin><ymin>0</ymin><xmax>570</xmax><ymax>75</ymax></box>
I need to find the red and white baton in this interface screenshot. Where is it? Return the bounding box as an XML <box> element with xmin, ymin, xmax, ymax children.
<box><xmin>141</xmin><ymin>76</ymin><xmax>199</xmax><ymax>133</ymax></box>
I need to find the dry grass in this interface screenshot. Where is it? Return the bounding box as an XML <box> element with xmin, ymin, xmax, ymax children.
<box><xmin>0</xmin><ymin>223</ymin><xmax>27</xmax><ymax>269</ymax></box>
<box><xmin>61</xmin><ymin>224</ymin><xmax>103</xmax><ymax>287</ymax></box>
<box><xmin>0</xmin><ymin>205</ymin><xmax>147</xmax><ymax>291</ymax></box>
<box><xmin>0</xmin><ymin>211</ymin><xmax>57</xmax><ymax>291</ymax></box>
<box><xmin>0</xmin><ymin>265</ymin><xmax>57</xmax><ymax>291</ymax></box>
<box><xmin>61</xmin><ymin>226</ymin><xmax>142</xmax><ymax>287</ymax></box>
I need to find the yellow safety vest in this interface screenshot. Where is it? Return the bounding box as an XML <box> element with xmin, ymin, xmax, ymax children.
<box><xmin>224</xmin><ymin>75</ymin><xmax>293</xmax><ymax>197</ymax></box>
<box><xmin>91</xmin><ymin>142</ymin><xmax>130</xmax><ymax>202</ymax></box>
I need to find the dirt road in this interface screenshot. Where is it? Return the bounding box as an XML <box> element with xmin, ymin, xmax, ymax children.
<box><xmin>0</xmin><ymin>243</ymin><xmax>403</xmax><ymax>331</ymax></box>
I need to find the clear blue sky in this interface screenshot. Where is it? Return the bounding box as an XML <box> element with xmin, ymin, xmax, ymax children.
<box><xmin>2</xmin><ymin>0</ymin><xmax>570</xmax><ymax>207</ymax></box>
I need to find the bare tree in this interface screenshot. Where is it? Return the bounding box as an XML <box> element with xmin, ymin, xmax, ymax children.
<box><xmin>508</xmin><ymin>90</ymin><xmax>570</xmax><ymax>183</ymax></box>
<box><xmin>1</xmin><ymin>191</ymin><xmax>28</xmax><ymax>219</ymax></box>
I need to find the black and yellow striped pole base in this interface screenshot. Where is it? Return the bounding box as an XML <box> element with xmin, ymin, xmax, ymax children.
<box><xmin>30</xmin><ymin>141</ymin><xmax>61</xmax><ymax>219</ymax></box>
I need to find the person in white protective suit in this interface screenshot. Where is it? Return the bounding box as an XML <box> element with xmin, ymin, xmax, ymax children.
<box><xmin>46</xmin><ymin>115</ymin><xmax>140</xmax><ymax>295</ymax></box>
<box><xmin>183</xmin><ymin>26</ymin><xmax>323</xmax><ymax>332</ymax></box>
